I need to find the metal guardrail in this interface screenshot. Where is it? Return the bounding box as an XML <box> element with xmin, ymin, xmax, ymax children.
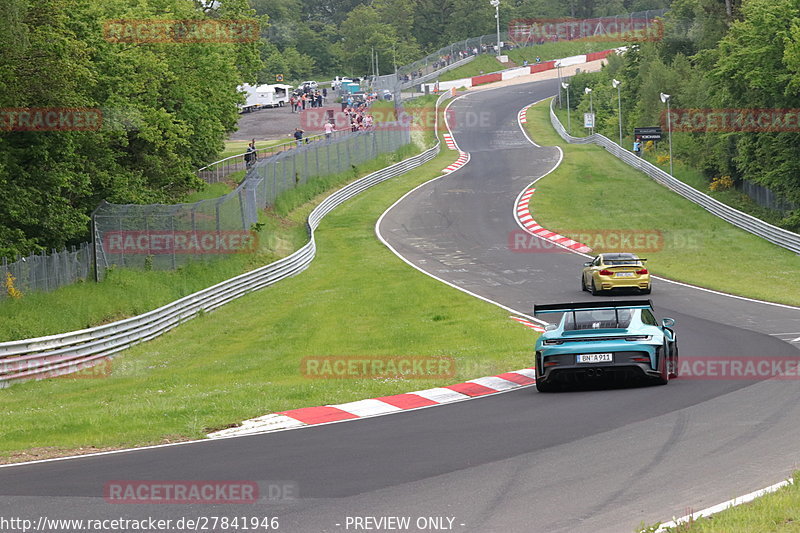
<box><xmin>549</xmin><ymin>99</ymin><xmax>800</xmax><ymax>255</ymax></box>
<box><xmin>0</xmin><ymin>92</ymin><xmax>450</xmax><ymax>387</ymax></box>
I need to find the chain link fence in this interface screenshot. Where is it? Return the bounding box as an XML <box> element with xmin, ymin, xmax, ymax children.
<box><xmin>375</xmin><ymin>9</ymin><xmax>667</xmax><ymax>94</ymax></box>
<box><xmin>197</xmin><ymin>130</ymin><xmax>354</xmax><ymax>184</ymax></box>
<box><xmin>0</xmin><ymin>244</ymin><xmax>93</xmax><ymax>300</ymax></box>
<box><xmin>739</xmin><ymin>180</ymin><xmax>798</xmax><ymax>212</ymax></box>
<box><xmin>92</xmin><ymin>125</ymin><xmax>410</xmax><ymax>279</ymax></box>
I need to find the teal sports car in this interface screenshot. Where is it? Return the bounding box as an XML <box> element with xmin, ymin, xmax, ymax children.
<box><xmin>533</xmin><ymin>300</ymin><xmax>678</xmax><ymax>392</ymax></box>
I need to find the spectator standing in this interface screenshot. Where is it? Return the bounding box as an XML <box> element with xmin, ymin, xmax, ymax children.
<box><xmin>633</xmin><ymin>137</ymin><xmax>642</xmax><ymax>157</ymax></box>
<box><xmin>324</xmin><ymin>121</ymin><xmax>335</xmax><ymax>140</ymax></box>
<box><xmin>244</xmin><ymin>139</ymin><xmax>258</xmax><ymax>169</ymax></box>
<box><xmin>293</xmin><ymin>127</ymin><xmax>304</xmax><ymax>146</ymax></box>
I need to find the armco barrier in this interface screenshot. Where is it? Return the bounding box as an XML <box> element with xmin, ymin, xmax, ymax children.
<box><xmin>548</xmin><ymin>98</ymin><xmax>800</xmax><ymax>255</ymax></box>
<box><xmin>530</xmin><ymin>61</ymin><xmax>557</xmax><ymax>74</ymax></box>
<box><xmin>0</xmin><ymin>92</ymin><xmax>453</xmax><ymax>387</ymax></box>
<box><xmin>422</xmin><ymin>49</ymin><xmax>620</xmax><ymax>94</ymax></box>
<box><xmin>586</xmin><ymin>50</ymin><xmax>614</xmax><ymax>62</ymax></box>
<box><xmin>472</xmin><ymin>73</ymin><xmax>503</xmax><ymax>85</ymax></box>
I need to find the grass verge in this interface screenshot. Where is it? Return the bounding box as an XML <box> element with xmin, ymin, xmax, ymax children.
<box><xmin>437</xmin><ymin>40</ymin><xmax>625</xmax><ymax>82</ymax></box>
<box><xmin>0</xmin><ymin>103</ymin><xmax>435</xmax><ymax>342</ymax></box>
<box><xmin>0</xmin><ymin>95</ymin><xmax>538</xmax><ymax>462</ymax></box>
<box><xmin>219</xmin><ymin>139</ymin><xmax>285</xmax><ymax>160</ymax></box>
<box><xmin>552</xmin><ymin>105</ymin><xmax>794</xmax><ymax>230</ymax></box>
<box><xmin>525</xmin><ymin>99</ymin><xmax>800</xmax><ymax>306</ymax></box>
<box><xmin>640</xmin><ymin>474</ymin><xmax>798</xmax><ymax>532</ymax></box>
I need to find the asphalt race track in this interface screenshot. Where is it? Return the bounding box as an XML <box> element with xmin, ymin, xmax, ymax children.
<box><xmin>1</xmin><ymin>79</ymin><xmax>799</xmax><ymax>533</ymax></box>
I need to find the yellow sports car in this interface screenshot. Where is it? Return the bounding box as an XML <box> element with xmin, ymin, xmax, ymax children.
<box><xmin>581</xmin><ymin>253</ymin><xmax>651</xmax><ymax>295</ymax></box>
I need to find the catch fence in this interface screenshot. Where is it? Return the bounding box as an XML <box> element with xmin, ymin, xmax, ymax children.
<box><xmin>92</xmin><ymin>125</ymin><xmax>411</xmax><ymax>279</ymax></box>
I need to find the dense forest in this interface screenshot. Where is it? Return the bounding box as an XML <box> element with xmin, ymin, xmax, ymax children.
<box><xmin>565</xmin><ymin>0</ymin><xmax>800</xmax><ymax>229</ymax></box>
<box><xmin>1</xmin><ymin>0</ymin><xmax>798</xmax><ymax>258</ymax></box>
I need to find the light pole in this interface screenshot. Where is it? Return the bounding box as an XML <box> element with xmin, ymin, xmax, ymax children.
<box><xmin>660</xmin><ymin>92</ymin><xmax>673</xmax><ymax>176</ymax></box>
<box><xmin>490</xmin><ymin>0</ymin><xmax>501</xmax><ymax>57</ymax></box>
<box><xmin>556</xmin><ymin>62</ymin><xmax>562</xmax><ymax>108</ymax></box>
<box><xmin>612</xmin><ymin>78</ymin><xmax>622</xmax><ymax>146</ymax></box>
<box><xmin>585</xmin><ymin>86</ymin><xmax>593</xmax><ymax>135</ymax></box>
<box><xmin>562</xmin><ymin>82</ymin><xmax>570</xmax><ymax>134</ymax></box>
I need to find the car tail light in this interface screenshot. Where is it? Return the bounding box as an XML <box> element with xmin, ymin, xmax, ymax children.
<box><xmin>636</xmin><ymin>268</ymin><xmax>648</xmax><ymax>275</ymax></box>
<box><xmin>631</xmin><ymin>356</ymin><xmax>651</xmax><ymax>362</ymax></box>
<box><xmin>599</xmin><ymin>269</ymin><xmax>612</xmax><ymax>275</ymax></box>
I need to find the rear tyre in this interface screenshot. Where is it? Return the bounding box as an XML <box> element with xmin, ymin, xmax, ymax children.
<box><xmin>590</xmin><ymin>279</ymin><xmax>601</xmax><ymax>296</ymax></box>
<box><xmin>669</xmin><ymin>343</ymin><xmax>679</xmax><ymax>378</ymax></box>
<box><xmin>581</xmin><ymin>275</ymin><xmax>588</xmax><ymax>292</ymax></box>
<box><xmin>641</xmin><ymin>285</ymin><xmax>652</xmax><ymax>295</ymax></box>
<box><xmin>653</xmin><ymin>346</ymin><xmax>669</xmax><ymax>385</ymax></box>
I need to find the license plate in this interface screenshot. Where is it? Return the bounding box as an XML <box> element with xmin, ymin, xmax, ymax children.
<box><xmin>577</xmin><ymin>353</ymin><xmax>613</xmax><ymax>363</ymax></box>
<box><xmin>616</xmin><ymin>272</ymin><xmax>635</xmax><ymax>277</ymax></box>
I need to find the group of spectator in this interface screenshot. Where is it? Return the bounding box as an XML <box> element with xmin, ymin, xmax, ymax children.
<box><xmin>341</xmin><ymin>104</ymin><xmax>374</xmax><ymax>133</ymax></box>
<box><xmin>289</xmin><ymin>87</ymin><xmax>327</xmax><ymax>113</ymax></box>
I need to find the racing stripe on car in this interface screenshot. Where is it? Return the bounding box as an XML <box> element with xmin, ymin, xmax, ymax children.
<box><xmin>442</xmin><ymin>151</ymin><xmax>470</xmax><ymax>173</ymax></box>
<box><xmin>515</xmin><ymin>187</ymin><xmax>593</xmax><ymax>253</ymax></box>
<box><xmin>208</xmin><ymin>367</ymin><xmax>538</xmax><ymax>438</ymax></box>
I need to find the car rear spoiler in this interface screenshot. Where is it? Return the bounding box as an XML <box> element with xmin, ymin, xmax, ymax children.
<box><xmin>534</xmin><ymin>300</ymin><xmax>653</xmax><ymax>315</ymax></box>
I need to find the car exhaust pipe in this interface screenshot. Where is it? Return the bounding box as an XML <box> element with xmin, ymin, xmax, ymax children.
<box><xmin>595</xmin><ymin>368</ymin><xmax>604</xmax><ymax>377</ymax></box>
<box><xmin>586</xmin><ymin>369</ymin><xmax>595</xmax><ymax>377</ymax></box>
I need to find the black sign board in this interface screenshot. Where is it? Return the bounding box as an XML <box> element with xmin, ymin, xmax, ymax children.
<box><xmin>638</xmin><ymin>133</ymin><xmax>662</xmax><ymax>141</ymax></box>
<box><xmin>634</xmin><ymin>127</ymin><xmax>662</xmax><ymax>135</ymax></box>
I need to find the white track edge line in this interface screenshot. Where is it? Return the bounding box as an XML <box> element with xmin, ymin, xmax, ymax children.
<box><xmin>376</xmin><ymin>92</ymin><xmax>546</xmax><ymax>325</ymax></box>
<box><xmin>515</xmin><ymin>98</ymin><xmax>800</xmax><ymax>530</ymax></box>
<box><xmin>514</xmin><ymin>99</ymin><xmax>800</xmax><ymax>311</ymax></box>
<box><xmin>652</xmin><ymin>478</ymin><xmax>795</xmax><ymax>532</ymax></box>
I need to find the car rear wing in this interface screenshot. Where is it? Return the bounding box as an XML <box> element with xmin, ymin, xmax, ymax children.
<box><xmin>534</xmin><ymin>300</ymin><xmax>653</xmax><ymax>315</ymax></box>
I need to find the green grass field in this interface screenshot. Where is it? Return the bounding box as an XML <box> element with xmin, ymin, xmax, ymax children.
<box><xmin>640</xmin><ymin>474</ymin><xmax>799</xmax><ymax>532</ymax></box>
<box><xmin>0</xmin><ymin>143</ymin><xmax>421</xmax><ymax>341</ymax></box>
<box><xmin>525</xmin><ymin>99</ymin><xmax>800</xmax><ymax>306</ymax></box>
<box><xmin>218</xmin><ymin>139</ymin><xmax>286</xmax><ymax>160</ymax></box>
<box><xmin>551</xmin><ymin>105</ymin><xmax>792</xmax><ymax>230</ymax></box>
<box><xmin>438</xmin><ymin>55</ymin><xmax>511</xmax><ymax>82</ymax></box>
<box><xmin>0</xmin><ymin>98</ymin><xmax>538</xmax><ymax>462</ymax></box>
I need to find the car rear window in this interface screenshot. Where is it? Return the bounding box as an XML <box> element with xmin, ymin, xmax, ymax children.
<box><xmin>563</xmin><ymin>309</ymin><xmax>634</xmax><ymax>330</ymax></box>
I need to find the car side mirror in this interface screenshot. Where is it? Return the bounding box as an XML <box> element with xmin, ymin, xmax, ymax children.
<box><xmin>545</xmin><ymin>324</ymin><xmax>558</xmax><ymax>331</ymax></box>
<box><xmin>662</xmin><ymin>318</ymin><xmax>675</xmax><ymax>328</ymax></box>
<box><xmin>583</xmin><ymin>262</ymin><xmax>592</xmax><ymax>267</ymax></box>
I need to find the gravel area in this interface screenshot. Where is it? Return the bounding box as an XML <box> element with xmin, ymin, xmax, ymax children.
<box><xmin>229</xmin><ymin>105</ymin><xmax>301</xmax><ymax>142</ymax></box>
